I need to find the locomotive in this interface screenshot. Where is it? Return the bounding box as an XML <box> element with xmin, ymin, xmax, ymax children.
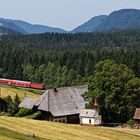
<box><xmin>0</xmin><ymin>78</ymin><xmax>45</xmax><ymax>90</ymax></box>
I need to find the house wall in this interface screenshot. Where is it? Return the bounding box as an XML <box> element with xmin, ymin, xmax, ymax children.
<box><xmin>81</xmin><ymin>117</ymin><xmax>101</xmax><ymax>125</ymax></box>
<box><xmin>81</xmin><ymin>118</ymin><xmax>95</xmax><ymax>124</ymax></box>
<box><xmin>135</xmin><ymin>120</ymin><xmax>140</xmax><ymax>124</ymax></box>
<box><xmin>53</xmin><ymin>114</ymin><xmax>80</xmax><ymax>124</ymax></box>
<box><xmin>44</xmin><ymin>112</ymin><xmax>80</xmax><ymax>124</ymax></box>
<box><xmin>53</xmin><ymin>116</ymin><xmax>67</xmax><ymax>123</ymax></box>
<box><xmin>67</xmin><ymin>114</ymin><xmax>80</xmax><ymax>124</ymax></box>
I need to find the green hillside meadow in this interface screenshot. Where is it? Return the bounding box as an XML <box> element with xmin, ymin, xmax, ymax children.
<box><xmin>0</xmin><ymin>116</ymin><xmax>140</xmax><ymax>140</ymax></box>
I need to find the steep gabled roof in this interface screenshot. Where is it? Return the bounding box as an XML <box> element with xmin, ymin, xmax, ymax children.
<box><xmin>18</xmin><ymin>97</ymin><xmax>37</xmax><ymax>109</ymax></box>
<box><xmin>37</xmin><ymin>92</ymin><xmax>49</xmax><ymax>111</ymax></box>
<box><xmin>134</xmin><ymin>108</ymin><xmax>140</xmax><ymax>120</ymax></box>
<box><xmin>19</xmin><ymin>85</ymin><xmax>88</xmax><ymax>116</ymax></box>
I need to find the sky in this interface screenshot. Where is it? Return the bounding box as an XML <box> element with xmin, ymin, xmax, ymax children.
<box><xmin>0</xmin><ymin>0</ymin><xmax>140</xmax><ymax>31</ymax></box>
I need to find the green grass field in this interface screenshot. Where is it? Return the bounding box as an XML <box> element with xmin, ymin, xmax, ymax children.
<box><xmin>0</xmin><ymin>86</ymin><xmax>140</xmax><ymax>140</ymax></box>
<box><xmin>0</xmin><ymin>127</ymin><xmax>44</xmax><ymax>140</ymax></box>
<box><xmin>0</xmin><ymin>116</ymin><xmax>140</xmax><ymax>140</ymax></box>
<box><xmin>0</xmin><ymin>86</ymin><xmax>41</xmax><ymax>99</ymax></box>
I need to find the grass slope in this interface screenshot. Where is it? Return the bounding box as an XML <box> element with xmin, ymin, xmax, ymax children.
<box><xmin>0</xmin><ymin>86</ymin><xmax>41</xmax><ymax>99</ymax></box>
<box><xmin>0</xmin><ymin>116</ymin><xmax>140</xmax><ymax>140</ymax></box>
<box><xmin>0</xmin><ymin>127</ymin><xmax>44</xmax><ymax>140</ymax></box>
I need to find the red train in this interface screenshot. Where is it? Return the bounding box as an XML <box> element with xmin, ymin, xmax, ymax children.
<box><xmin>0</xmin><ymin>78</ymin><xmax>45</xmax><ymax>90</ymax></box>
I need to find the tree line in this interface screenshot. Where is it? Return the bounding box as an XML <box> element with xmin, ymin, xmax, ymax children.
<box><xmin>0</xmin><ymin>29</ymin><xmax>140</xmax><ymax>88</ymax></box>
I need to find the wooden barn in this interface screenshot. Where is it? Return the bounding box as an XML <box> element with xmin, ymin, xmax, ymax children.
<box><xmin>0</xmin><ymin>98</ymin><xmax>7</xmax><ymax>112</ymax></box>
<box><xmin>19</xmin><ymin>85</ymin><xmax>88</xmax><ymax>123</ymax></box>
<box><xmin>133</xmin><ymin>108</ymin><xmax>140</xmax><ymax>124</ymax></box>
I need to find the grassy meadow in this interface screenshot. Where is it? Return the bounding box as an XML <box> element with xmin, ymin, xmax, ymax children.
<box><xmin>0</xmin><ymin>85</ymin><xmax>42</xmax><ymax>99</ymax></box>
<box><xmin>0</xmin><ymin>116</ymin><xmax>140</xmax><ymax>140</ymax></box>
<box><xmin>0</xmin><ymin>86</ymin><xmax>140</xmax><ymax>140</ymax></box>
<box><xmin>0</xmin><ymin>127</ymin><xmax>44</xmax><ymax>140</ymax></box>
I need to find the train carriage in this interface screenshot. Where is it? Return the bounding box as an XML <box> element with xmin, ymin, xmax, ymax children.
<box><xmin>31</xmin><ymin>83</ymin><xmax>45</xmax><ymax>89</ymax></box>
<box><xmin>0</xmin><ymin>78</ymin><xmax>45</xmax><ymax>90</ymax></box>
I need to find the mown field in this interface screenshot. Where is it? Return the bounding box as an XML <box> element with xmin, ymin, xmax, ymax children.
<box><xmin>0</xmin><ymin>116</ymin><xmax>140</xmax><ymax>140</ymax></box>
<box><xmin>0</xmin><ymin>85</ymin><xmax>42</xmax><ymax>99</ymax></box>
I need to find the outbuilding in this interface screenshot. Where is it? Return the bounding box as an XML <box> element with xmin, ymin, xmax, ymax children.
<box><xmin>133</xmin><ymin>108</ymin><xmax>140</xmax><ymax>124</ymax></box>
<box><xmin>79</xmin><ymin>99</ymin><xmax>102</xmax><ymax>126</ymax></box>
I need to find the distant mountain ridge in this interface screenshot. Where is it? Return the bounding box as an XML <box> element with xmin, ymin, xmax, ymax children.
<box><xmin>1</xmin><ymin>9</ymin><xmax>140</xmax><ymax>35</ymax></box>
<box><xmin>72</xmin><ymin>9</ymin><xmax>140</xmax><ymax>32</ymax></box>
<box><xmin>72</xmin><ymin>15</ymin><xmax>107</xmax><ymax>32</ymax></box>
<box><xmin>0</xmin><ymin>18</ymin><xmax>26</xmax><ymax>34</ymax></box>
<box><xmin>9</xmin><ymin>19</ymin><xmax>66</xmax><ymax>34</ymax></box>
<box><xmin>0</xmin><ymin>26</ymin><xmax>22</xmax><ymax>35</ymax></box>
<box><xmin>0</xmin><ymin>18</ymin><xmax>66</xmax><ymax>34</ymax></box>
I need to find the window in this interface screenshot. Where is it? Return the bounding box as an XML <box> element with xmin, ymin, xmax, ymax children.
<box><xmin>75</xmin><ymin>106</ymin><xmax>78</xmax><ymax>109</ymax></box>
<box><xmin>89</xmin><ymin>119</ymin><xmax>91</xmax><ymax>124</ymax></box>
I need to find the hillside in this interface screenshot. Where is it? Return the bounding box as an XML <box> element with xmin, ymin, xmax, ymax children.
<box><xmin>72</xmin><ymin>15</ymin><xmax>107</xmax><ymax>32</ymax></box>
<box><xmin>0</xmin><ymin>116</ymin><xmax>140</xmax><ymax>140</ymax></box>
<box><xmin>0</xmin><ymin>86</ymin><xmax>41</xmax><ymax>99</ymax></box>
<box><xmin>0</xmin><ymin>26</ymin><xmax>22</xmax><ymax>35</ymax></box>
<box><xmin>0</xmin><ymin>127</ymin><xmax>43</xmax><ymax>140</ymax></box>
<box><xmin>0</xmin><ymin>18</ymin><xmax>66</xmax><ymax>34</ymax></box>
<box><xmin>9</xmin><ymin>19</ymin><xmax>66</xmax><ymax>34</ymax></box>
<box><xmin>0</xmin><ymin>18</ymin><xmax>26</xmax><ymax>34</ymax></box>
<box><xmin>73</xmin><ymin>9</ymin><xmax>140</xmax><ymax>32</ymax></box>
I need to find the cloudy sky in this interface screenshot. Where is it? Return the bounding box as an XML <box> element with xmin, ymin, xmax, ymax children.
<box><xmin>0</xmin><ymin>0</ymin><xmax>140</xmax><ymax>30</ymax></box>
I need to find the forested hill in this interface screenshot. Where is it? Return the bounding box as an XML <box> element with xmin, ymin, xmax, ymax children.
<box><xmin>0</xmin><ymin>18</ymin><xmax>66</xmax><ymax>34</ymax></box>
<box><xmin>1</xmin><ymin>29</ymin><xmax>140</xmax><ymax>88</ymax></box>
<box><xmin>2</xmin><ymin>29</ymin><xmax>140</xmax><ymax>50</ymax></box>
<box><xmin>73</xmin><ymin>9</ymin><xmax>140</xmax><ymax>32</ymax></box>
<box><xmin>0</xmin><ymin>26</ymin><xmax>22</xmax><ymax>35</ymax></box>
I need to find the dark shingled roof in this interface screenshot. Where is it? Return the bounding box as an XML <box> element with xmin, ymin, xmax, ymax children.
<box><xmin>19</xmin><ymin>85</ymin><xmax>88</xmax><ymax>116</ymax></box>
<box><xmin>134</xmin><ymin>108</ymin><xmax>140</xmax><ymax>120</ymax></box>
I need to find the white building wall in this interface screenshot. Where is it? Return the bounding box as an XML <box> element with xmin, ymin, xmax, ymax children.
<box><xmin>91</xmin><ymin>118</ymin><xmax>95</xmax><ymax>124</ymax></box>
<box><xmin>81</xmin><ymin>117</ymin><xmax>101</xmax><ymax>125</ymax></box>
<box><xmin>82</xmin><ymin>118</ymin><xmax>94</xmax><ymax>124</ymax></box>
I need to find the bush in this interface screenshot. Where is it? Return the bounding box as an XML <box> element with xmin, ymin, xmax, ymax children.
<box><xmin>3</xmin><ymin>94</ymin><xmax>21</xmax><ymax>116</ymax></box>
<box><xmin>15</xmin><ymin>108</ymin><xmax>33</xmax><ymax>117</ymax></box>
<box><xmin>126</xmin><ymin>119</ymin><xmax>135</xmax><ymax>126</ymax></box>
<box><xmin>32</xmin><ymin>111</ymin><xmax>43</xmax><ymax>120</ymax></box>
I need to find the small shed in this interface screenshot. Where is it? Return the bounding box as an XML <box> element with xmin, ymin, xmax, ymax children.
<box><xmin>133</xmin><ymin>108</ymin><xmax>140</xmax><ymax>124</ymax></box>
<box><xmin>79</xmin><ymin>99</ymin><xmax>102</xmax><ymax>126</ymax></box>
<box><xmin>0</xmin><ymin>98</ymin><xmax>7</xmax><ymax>112</ymax></box>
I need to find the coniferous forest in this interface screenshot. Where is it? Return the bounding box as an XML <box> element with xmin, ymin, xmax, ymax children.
<box><xmin>1</xmin><ymin>29</ymin><xmax>140</xmax><ymax>88</ymax></box>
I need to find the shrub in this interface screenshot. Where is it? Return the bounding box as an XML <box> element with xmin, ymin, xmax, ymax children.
<box><xmin>126</xmin><ymin>119</ymin><xmax>135</xmax><ymax>126</ymax></box>
<box><xmin>15</xmin><ymin>108</ymin><xmax>33</xmax><ymax>117</ymax></box>
<box><xmin>32</xmin><ymin>111</ymin><xmax>43</xmax><ymax>120</ymax></box>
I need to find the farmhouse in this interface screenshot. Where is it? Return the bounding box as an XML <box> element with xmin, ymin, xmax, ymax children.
<box><xmin>19</xmin><ymin>85</ymin><xmax>88</xmax><ymax>123</ymax></box>
<box><xmin>133</xmin><ymin>108</ymin><xmax>140</xmax><ymax>124</ymax></box>
<box><xmin>79</xmin><ymin>99</ymin><xmax>102</xmax><ymax>126</ymax></box>
<box><xmin>0</xmin><ymin>98</ymin><xmax>7</xmax><ymax>112</ymax></box>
